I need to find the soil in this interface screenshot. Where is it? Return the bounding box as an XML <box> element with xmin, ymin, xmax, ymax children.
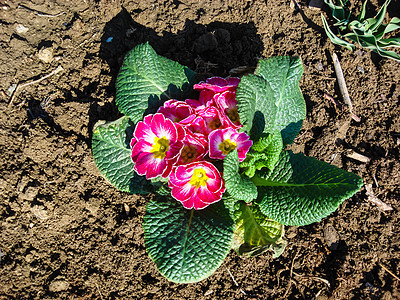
<box><xmin>0</xmin><ymin>0</ymin><xmax>399</xmax><ymax>299</ymax></box>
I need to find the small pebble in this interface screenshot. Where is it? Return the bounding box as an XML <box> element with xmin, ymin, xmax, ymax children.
<box><xmin>22</xmin><ymin>186</ymin><xmax>38</xmax><ymax>201</ymax></box>
<box><xmin>316</xmin><ymin>61</ymin><xmax>324</xmax><ymax>71</ymax></box>
<box><xmin>357</xmin><ymin>65</ymin><xmax>365</xmax><ymax>74</ymax></box>
<box><xmin>15</xmin><ymin>24</ymin><xmax>29</xmax><ymax>34</ymax></box>
<box><xmin>49</xmin><ymin>278</ymin><xmax>70</xmax><ymax>292</ymax></box>
<box><xmin>38</xmin><ymin>48</ymin><xmax>53</xmax><ymax>63</ymax></box>
<box><xmin>6</xmin><ymin>84</ymin><xmax>17</xmax><ymax>96</ymax></box>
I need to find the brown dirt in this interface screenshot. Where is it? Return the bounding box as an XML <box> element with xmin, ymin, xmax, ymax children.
<box><xmin>0</xmin><ymin>0</ymin><xmax>399</xmax><ymax>299</ymax></box>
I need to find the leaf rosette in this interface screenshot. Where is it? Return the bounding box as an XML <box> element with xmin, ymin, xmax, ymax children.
<box><xmin>91</xmin><ymin>42</ymin><xmax>363</xmax><ymax>283</ymax></box>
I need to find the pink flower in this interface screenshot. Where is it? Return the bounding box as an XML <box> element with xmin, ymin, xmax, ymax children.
<box><xmin>214</xmin><ymin>91</ymin><xmax>241</xmax><ymax>129</ymax></box>
<box><xmin>169</xmin><ymin>161</ymin><xmax>225</xmax><ymax>210</ymax></box>
<box><xmin>131</xmin><ymin>113</ymin><xmax>185</xmax><ymax>179</ymax></box>
<box><xmin>208</xmin><ymin>128</ymin><xmax>252</xmax><ymax>162</ymax></box>
<box><xmin>176</xmin><ymin>132</ymin><xmax>207</xmax><ymax>165</ymax></box>
<box><xmin>157</xmin><ymin>100</ymin><xmax>194</xmax><ymax>123</ymax></box>
<box><xmin>194</xmin><ymin>77</ymin><xmax>241</xmax><ymax>93</ymax></box>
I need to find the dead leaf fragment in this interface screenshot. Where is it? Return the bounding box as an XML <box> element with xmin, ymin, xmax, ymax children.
<box><xmin>365</xmin><ymin>184</ymin><xmax>393</xmax><ymax>212</ymax></box>
<box><xmin>345</xmin><ymin>150</ymin><xmax>370</xmax><ymax>163</ymax></box>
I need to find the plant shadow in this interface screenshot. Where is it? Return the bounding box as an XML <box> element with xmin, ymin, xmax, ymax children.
<box><xmin>88</xmin><ymin>6</ymin><xmax>264</xmax><ymax>139</ymax></box>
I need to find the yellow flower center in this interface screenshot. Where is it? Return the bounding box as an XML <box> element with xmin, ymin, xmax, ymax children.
<box><xmin>189</xmin><ymin>168</ymin><xmax>209</xmax><ymax>188</ymax></box>
<box><xmin>219</xmin><ymin>139</ymin><xmax>237</xmax><ymax>155</ymax></box>
<box><xmin>151</xmin><ymin>136</ymin><xmax>169</xmax><ymax>159</ymax></box>
<box><xmin>180</xmin><ymin>145</ymin><xmax>198</xmax><ymax>164</ymax></box>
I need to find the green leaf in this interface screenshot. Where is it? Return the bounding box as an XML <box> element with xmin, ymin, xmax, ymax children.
<box><xmin>324</xmin><ymin>0</ymin><xmax>347</xmax><ymax>22</ymax></box>
<box><xmin>236</xmin><ymin>57</ymin><xmax>306</xmax><ymax>145</ymax></box>
<box><xmin>92</xmin><ymin>117</ymin><xmax>136</xmax><ymax>193</ymax></box>
<box><xmin>240</xmin><ymin>132</ymin><xmax>283</xmax><ymax>177</ymax></box>
<box><xmin>343</xmin><ymin>33</ymin><xmax>400</xmax><ymax>62</ymax></box>
<box><xmin>144</xmin><ymin>197</ymin><xmax>234</xmax><ymax>283</ymax></box>
<box><xmin>232</xmin><ymin>202</ymin><xmax>286</xmax><ymax>258</ymax></box>
<box><xmin>236</xmin><ymin>74</ymin><xmax>273</xmax><ymax>134</ymax></box>
<box><xmin>255</xmin><ymin>57</ymin><xmax>306</xmax><ymax>145</ymax></box>
<box><xmin>129</xmin><ymin>173</ymin><xmax>160</xmax><ymax>194</ymax></box>
<box><xmin>322</xmin><ymin>14</ymin><xmax>356</xmax><ymax>51</ymax></box>
<box><xmin>223</xmin><ymin>150</ymin><xmax>257</xmax><ymax>202</ymax></box>
<box><xmin>116</xmin><ymin>42</ymin><xmax>196</xmax><ymax>123</ymax></box>
<box><xmin>253</xmin><ymin>151</ymin><xmax>363</xmax><ymax>226</ymax></box>
<box><xmin>358</xmin><ymin>0</ymin><xmax>367</xmax><ymax>21</ymax></box>
<box><xmin>369</xmin><ymin>0</ymin><xmax>390</xmax><ymax>32</ymax></box>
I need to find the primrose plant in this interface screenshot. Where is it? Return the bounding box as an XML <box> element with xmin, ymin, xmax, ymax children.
<box><xmin>92</xmin><ymin>42</ymin><xmax>362</xmax><ymax>283</ymax></box>
<box><xmin>322</xmin><ymin>0</ymin><xmax>400</xmax><ymax>61</ymax></box>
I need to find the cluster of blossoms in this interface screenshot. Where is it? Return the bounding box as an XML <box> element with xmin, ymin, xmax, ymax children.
<box><xmin>130</xmin><ymin>77</ymin><xmax>252</xmax><ymax>210</ymax></box>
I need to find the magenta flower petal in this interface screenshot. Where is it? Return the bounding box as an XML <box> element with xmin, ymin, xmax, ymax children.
<box><xmin>134</xmin><ymin>119</ymin><xmax>156</xmax><ymax>143</ymax></box>
<box><xmin>171</xmin><ymin>181</ymin><xmax>193</xmax><ymax>202</ymax></box>
<box><xmin>214</xmin><ymin>91</ymin><xmax>241</xmax><ymax>129</ymax></box>
<box><xmin>168</xmin><ymin>161</ymin><xmax>225</xmax><ymax>210</ymax></box>
<box><xmin>134</xmin><ymin>152</ymin><xmax>165</xmax><ymax>177</ymax></box>
<box><xmin>157</xmin><ymin>99</ymin><xmax>194</xmax><ymax>123</ymax></box>
<box><xmin>198</xmin><ymin>185</ymin><xmax>220</xmax><ymax>202</ymax></box>
<box><xmin>196</xmin><ymin>106</ymin><xmax>229</xmax><ymax>135</ymax></box>
<box><xmin>185</xmin><ymin>90</ymin><xmax>215</xmax><ymax>110</ymax></box>
<box><xmin>193</xmin><ymin>76</ymin><xmax>241</xmax><ymax>93</ymax></box>
<box><xmin>150</xmin><ymin>113</ymin><xmax>178</xmax><ymax>141</ymax></box>
<box><xmin>208</xmin><ymin>128</ymin><xmax>252</xmax><ymax>162</ymax></box>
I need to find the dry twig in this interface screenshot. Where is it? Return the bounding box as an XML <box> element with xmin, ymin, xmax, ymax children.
<box><xmin>225</xmin><ymin>266</ymin><xmax>247</xmax><ymax>296</ymax></box>
<box><xmin>365</xmin><ymin>184</ymin><xmax>393</xmax><ymax>212</ymax></box>
<box><xmin>18</xmin><ymin>4</ymin><xmax>65</xmax><ymax>17</ymax></box>
<box><xmin>324</xmin><ymin>92</ymin><xmax>342</xmax><ymax>112</ymax></box>
<box><xmin>293</xmin><ymin>272</ymin><xmax>331</xmax><ymax>288</ymax></box>
<box><xmin>345</xmin><ymin>150</ymin><xmax>370</xmax><ymax>163</ymax></box>
<box><xmin>379</xmin><ymin>263</ymin><xmax>400</xmax><ymax>282</ymax></box>
<box><xmin>283</xmin><ymin>249</ymin><xmax>300</xmax><ymax>298</ymax></box>
<box><xmin>332</xmin><ymin>53</ymin><xmax>360</xmax><ymax>122</ymax></box>
<box><xmin>9</xmin><ymin>65</ymin><xmax>63</xmax><ymax>107</ymax></box>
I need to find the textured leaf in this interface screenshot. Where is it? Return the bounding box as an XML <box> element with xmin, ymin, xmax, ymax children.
<box><xmin>144</xmin><ymin>197</ymin><xmax>233</xmax><ymax>283</ymax></box>
<box><xmin>236</xmin><ymin>74</ymin><xmax>273</xmax><ymax>134</ymax></box>
<box><xmin>116</xmin><ymin>42</ymin><xmax>196</xmax><ymax>123</ymax></box>
<box><xmin>237</xmin><ymin>56</ymin><xmax>306</xmax><ymax>145</ymax></box>
<box><xmin>224</xmin><ymin>150</ymin><xmax>257</xmax><ymax>202</ymax></box>
<box><xmin>255</xmin><ymin>57</ymin><xmax>306</xmax><ymax>145</ymax></box>
<box><xmin>240</xmin><ymin>132</ymin><xmax>283</xmax><ymax>177</ymax></box>
<box><xmin>92</xmin><ymin>117</ymin><xmax>136</xmax><ymax>193</ymax></box>
<box><xmin>253</xmin><ymin>151</ymin><xmax>363</xmax><ymax>226</ymax></box>
<box><xmin>232</xmin><ymin>202</ymin><xmax>286</xmax><ymax>258</ymax></box>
